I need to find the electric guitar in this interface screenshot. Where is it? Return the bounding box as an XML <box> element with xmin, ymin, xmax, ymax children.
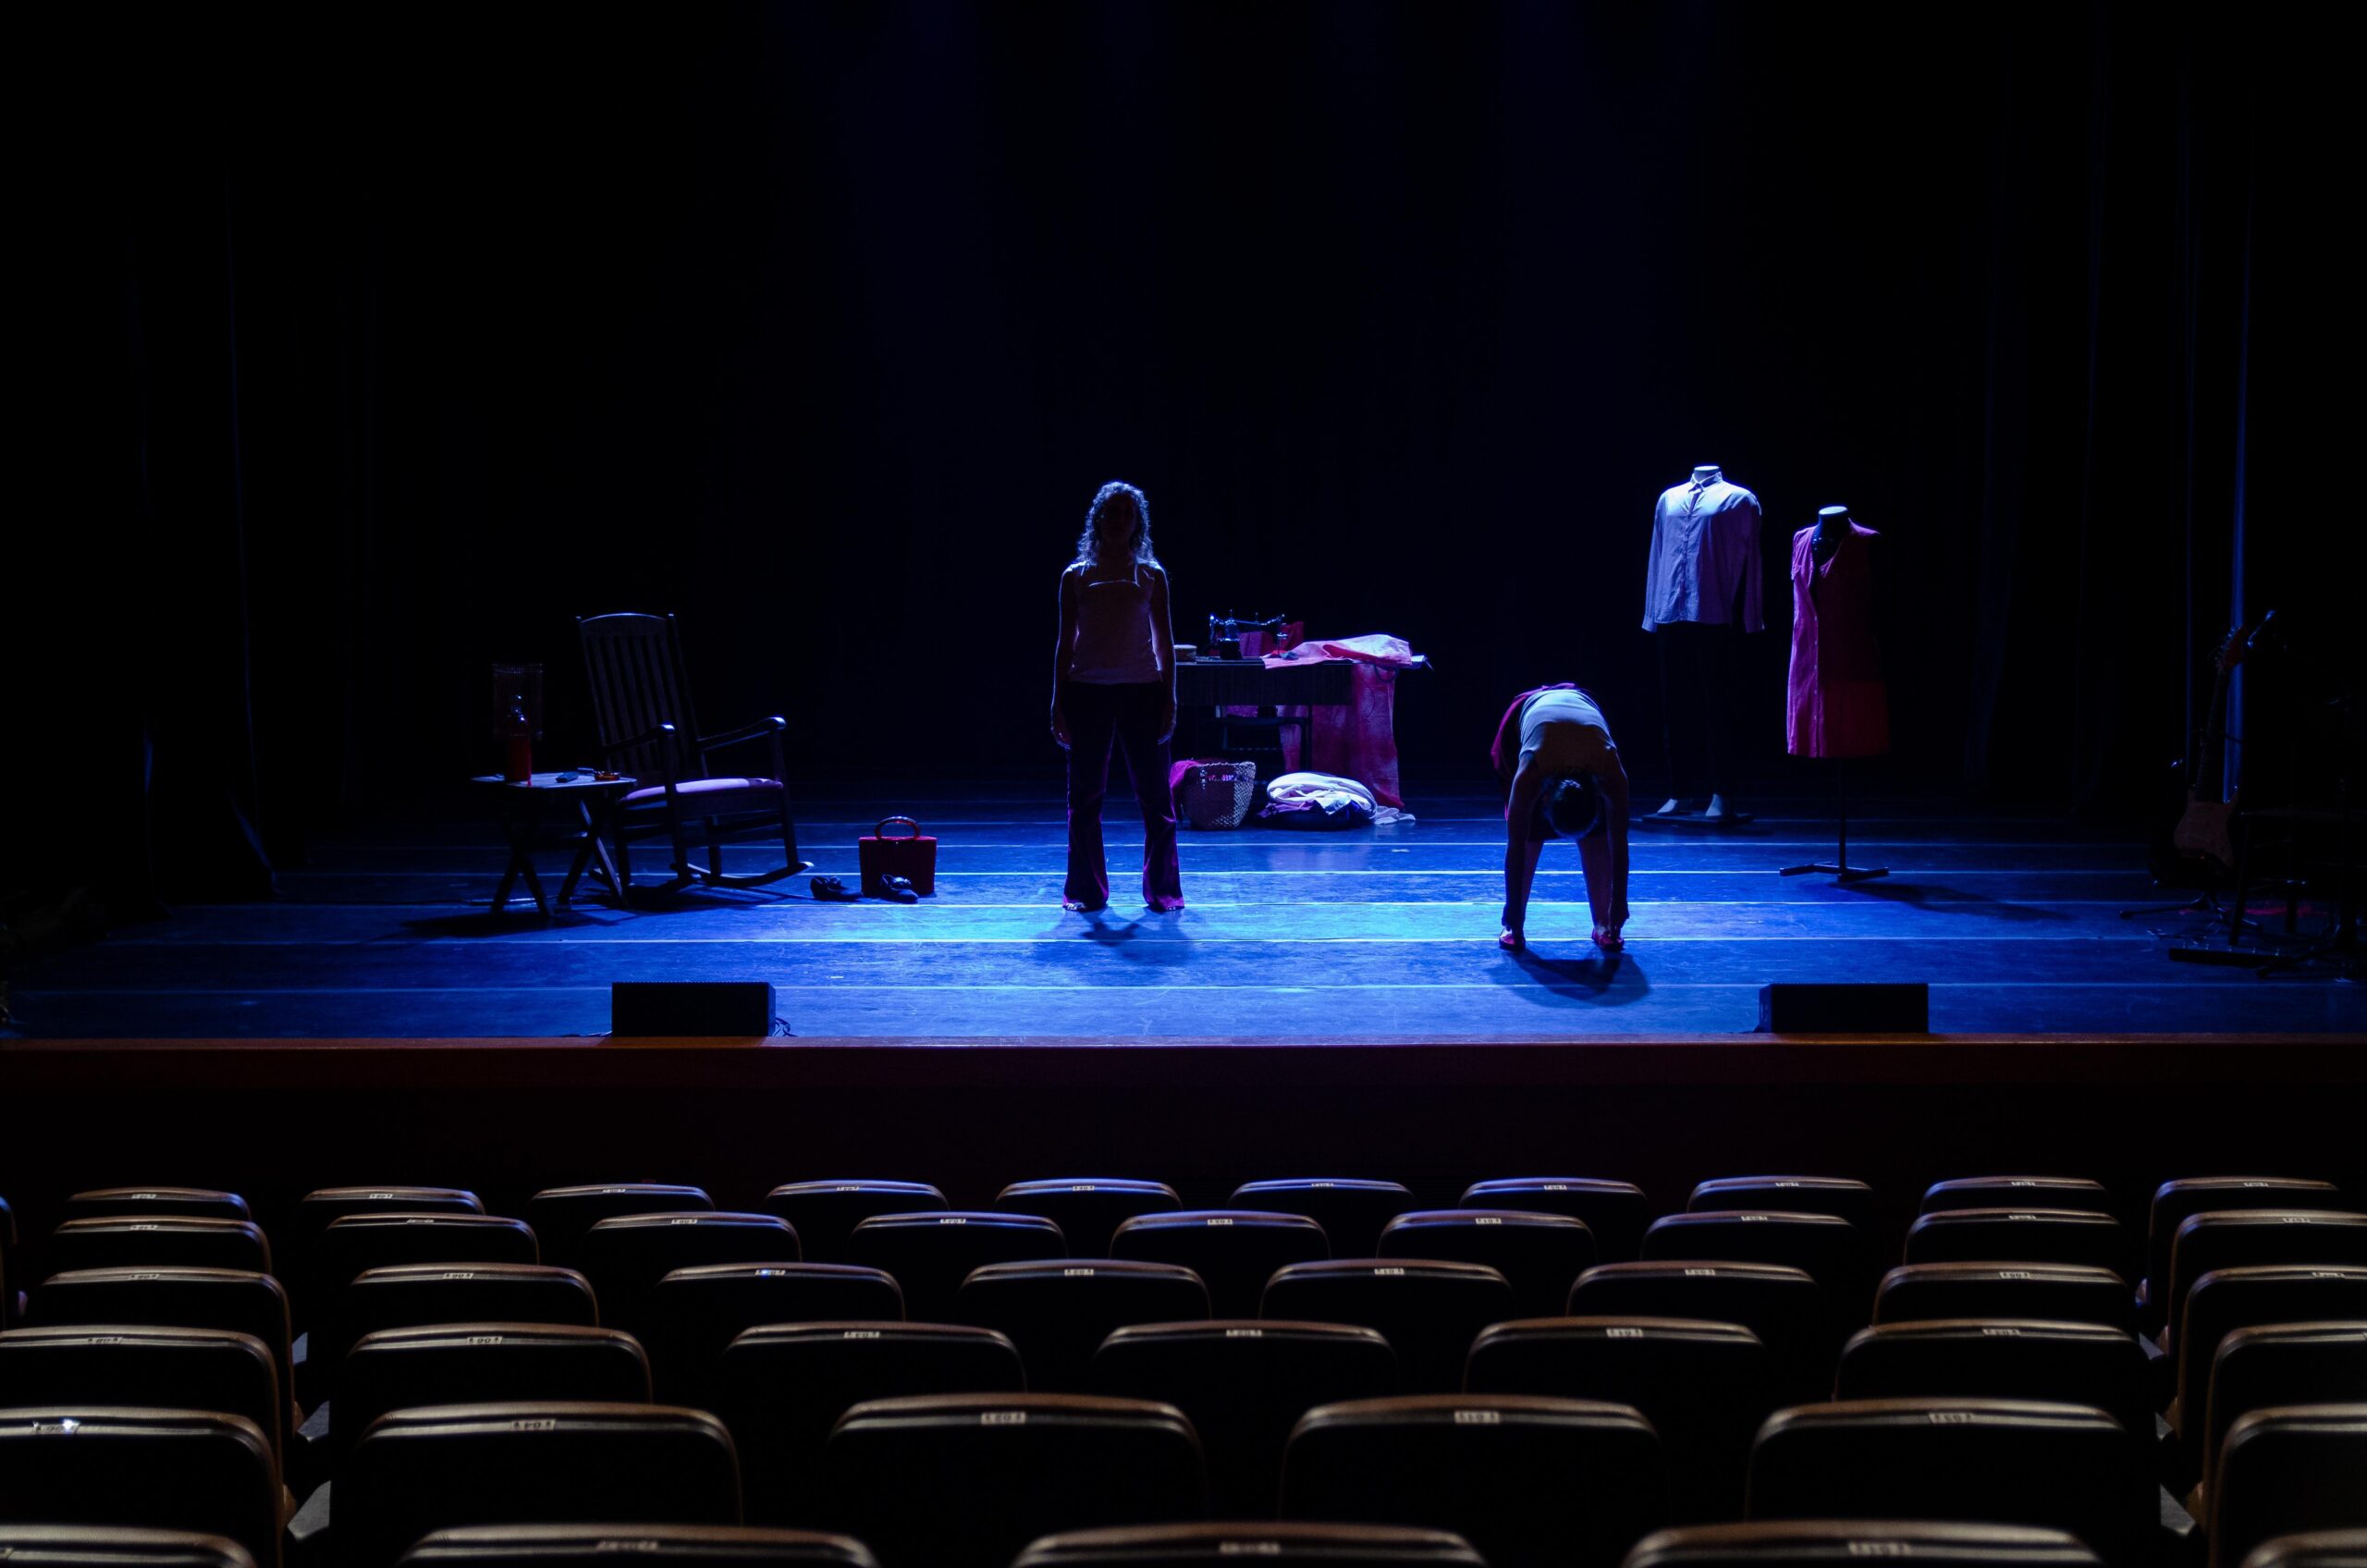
<box><xmin>2167</xmin><ymin>624</ymin><xmax>2251</xmax><ymax>876</ymax></box>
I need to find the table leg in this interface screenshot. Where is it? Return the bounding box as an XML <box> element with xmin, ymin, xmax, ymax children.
<box><xmin>559</xmin><ymin>796</ymin><xmax>625</xmax><ymax>908</ymax></box>
<box><xmin>494</xmin><ymin>816</ymin><xmax>551</xmax><ymax>917</ymax></box>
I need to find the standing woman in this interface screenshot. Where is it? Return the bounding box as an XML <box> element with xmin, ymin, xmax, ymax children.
<box><xmin>1051</xmin><ymin>481</ymin><xmax>1184</xmax><ymax>913</ymax></box>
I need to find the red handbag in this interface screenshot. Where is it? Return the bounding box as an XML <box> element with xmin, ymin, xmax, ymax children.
<box><xmin>858</xmin><ymin>815</ymin><xmax>938</xmax><ymax>897</ymax></box>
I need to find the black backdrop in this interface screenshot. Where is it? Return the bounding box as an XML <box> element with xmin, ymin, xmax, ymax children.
<box><xmin>16</xmin><ymin>2</ymin><xmax>2343</xmax><ymax>909</ymax></box>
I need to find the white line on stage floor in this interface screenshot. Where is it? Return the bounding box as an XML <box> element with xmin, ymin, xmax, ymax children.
<box><xmin>44</xmin><ymin>980</ymin><xmax>2294</xmax><ymax>995</ymax></box>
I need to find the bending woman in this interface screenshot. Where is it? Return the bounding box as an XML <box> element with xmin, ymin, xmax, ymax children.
<box><xmin>1491</xmin><ymin>682</ymin><xmax>1631</xmax><ymax>950</ymax></box>
<box><xmin>1050</xmin><ymin>481</ymin><xmax>1184</xmax><ymax>913</ymax></box>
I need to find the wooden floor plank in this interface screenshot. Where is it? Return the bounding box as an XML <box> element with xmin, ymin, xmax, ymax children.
<box><xmin>9</xmin><ymin>797</ymin><xmax>2358</xmax><ymax>1040</ymax></box>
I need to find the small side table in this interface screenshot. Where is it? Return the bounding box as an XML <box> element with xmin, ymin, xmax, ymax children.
<box><xmin>469</xmin><ymin>772</ymin><xmax>635</xmax><ymax>916</ymax></box>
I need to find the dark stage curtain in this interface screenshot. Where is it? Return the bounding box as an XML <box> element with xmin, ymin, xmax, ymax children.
<box><xmin>12</xmin><ymin>2</ymin><xmax>2338</xmax><ymax>918</ymax></box>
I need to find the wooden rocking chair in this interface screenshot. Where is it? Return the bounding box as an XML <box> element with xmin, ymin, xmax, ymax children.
<box><xmin>577</xmin><ymin>611</ymin><xmax>812</xmax><ymax>892</ymax></box>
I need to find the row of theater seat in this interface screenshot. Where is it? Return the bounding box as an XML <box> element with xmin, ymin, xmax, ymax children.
<box><xmin>0</xmin><ymin>1174</ymin><xmax>2361</xmax><ymax>1568</ymax></box>
<box><xmin>0</xmin><ymin>1524</ymin><xmax>2357</xmax><ymax>1568</ymax></box>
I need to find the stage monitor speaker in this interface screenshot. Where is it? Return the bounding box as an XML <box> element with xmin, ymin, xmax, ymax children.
<box><xmin>1756</xmin><ymin>982</ymin><xmax>1928</xmax><ymax>1034</ymax></box>
<box><xmin>612</xmin><ymin>981</ymin><xmax>779</xmax><ymax>1037</ymax></box>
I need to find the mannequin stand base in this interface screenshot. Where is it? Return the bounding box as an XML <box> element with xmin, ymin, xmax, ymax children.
<box><xmin>2120</xmin><ymin>888</ymin><xmax>2259</xmax><ymax>929</ymax></box>
<box><xmin>1780</xmin><ymin>860</ymin><xmax>1889</xmax><ymax>884</ymax></box>
<box><xmin>1641</xmin><ymin>807</ymin><xmax>1758</xmax><ymax>829</ymax></box>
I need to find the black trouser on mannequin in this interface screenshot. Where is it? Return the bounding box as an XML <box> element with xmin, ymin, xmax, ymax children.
<box><xmin>1653</xmin><ymin>619</ymin><xmax>1741</xmax><ymax>803</ymax></box>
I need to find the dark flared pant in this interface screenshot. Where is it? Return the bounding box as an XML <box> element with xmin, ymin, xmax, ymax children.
<box><xmin>1063</xmin><ymin>680</ymin><xmax>1184</xmax><ymax>910</ymax></box>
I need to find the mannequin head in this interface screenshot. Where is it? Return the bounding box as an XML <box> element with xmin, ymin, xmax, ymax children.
<box><xmin>1691</xmin><ymin>464</ymin><xmax>1723</xmax><ymax>484</ymax></box>
<box><xmin>1817</xmin><ymin>505</ymin><xmax>1850</xmax><ymax>533</ymax></box>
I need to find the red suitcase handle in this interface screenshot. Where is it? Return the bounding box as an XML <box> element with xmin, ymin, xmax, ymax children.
<box><xmin>873</xmin><ymin>815</ymin><xmax>923</xmax><ymax>840</ymax></box>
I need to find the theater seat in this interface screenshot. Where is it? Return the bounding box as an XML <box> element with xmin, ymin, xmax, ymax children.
<box><xmin>954</xmin><ymin>1259</ymin><xmax>1209</xmax><ymax>1391</ymax></box>
<box><xmin>2143</xmin><ymin>1181</ymin><xmax>2345</xmax><ymax>1334</ymax></box>
<box><xmin>297</xmin><ymin>1187</ymin><xmax>485</xmax><ymax>1235</ymax></box>
<box><xmin>397</xmin><ymin>1526</ymin><xmax>877</xmax><ymax>1568</ymax></box>
<box><xmin>2197</xmin><ymin>1323</ymin><xmax>2367</xmax><ymax>1520</ymax></box>
<box><xmin>0</xmin><ymin>1408</ymin><xmax>282</xmax><ymax>1568</ymax></box>
<box><xmin>998</xmin><ymin>1181</ymin><xmax>1182</xmax><ymax>1257</ymax></box>
<box><xmin>1282</xmin><ymin>1394</ymin><xmax>1665</xmax><ymax>1568</ymax></box>
<box><xmin>1013</xmin><ymin>1524</ymin><xmax>1485</xmax><ymax>1568</ymax></box>
<box><xmin>0</xmin><ymin>1193</ymin><xmax>17</xmax><ymax>1325</ymax></box>
<box><xmin>289</xmin><ymin>1189</ymin><xmax>485</xmax><ymax>1327</ymax></box>
<box><xmin>1569</xmin><ymin>1262</ymin><xmax>1829</xmax><ymax>1406</ymax></box>
<box><xmin>62</xmin><ymin>1187</ymin><xmax>251</xmax><ymax>1223</ymax></box>
<box><xmin>1233</xmin><ymin>1182</ymin><xmax>1414</xmax><ymax>1259</ymax></box>
<box><xmin>29</xmin><ymin>1268</ymin><xmax>294</xmax><ymax>1459</ymax></box>
<box><xmin>1904</xmin><ymin>1209</ymin><xmax>2130</xmax><ymax>1276</ymax></box>
<box><xmin>0</xmin><ymin>1325</ymin><xmax>285</xmax><ymax>1483</ymax></box>
<box><xmin>1261</xmin><ymin>1260</ymin><xmax>1513</xmax><ymax>1392</ymax></box>
<box><xmin>1641</xmin><ymin>1212</ymin><xmax>1876</xmax><ymax>1326</ymax></box>
<box><xmin>1834</xmin><ymin>1318</ymin><xmax>2152</xmax><ymax>1440</ymax></box>
<box><xmin>1745</xmin><ymin>1399</ymin><xmax>2157</xmax><ymax>1568</ymax></box>
<box><xmin>1873</xmin><ymin>1263</ymin><xmax>2135</xmax><ymax>1334</ymax></box>
<box><xmin>1093</xmin><ymin>1318</ymin><xmax>1396</xmax><ymax>1517</ymax></box>
<box><xmin>331</xmin><ymin>1403</ymin><xmax>741</xmax><ymax>1568</ymax></box>
<box><xmin>50</xmin><ymin>1217</ymin><xmax>274</xmax><ymax>1277</ymax></box>
<box><xmin>328</xmin><ymin>1323</ymin><xmax>652</xmax><ymax>1470</ymax></box>
<box><xmin>1462</xmin><ymin>1179</ymin><xmax>1650</xmax><ymax>1261</ymax></box>
<box><xmin>2172</xmin><ymin>1267</ymin><xmax>2367</xmax><ymax>1453</ymax></box>
<box><xmin>575</xmin><ymin>1211</ymin><xmax>800</xmax><ymax>1338</ymax></box>
<box><xmin>1689</xmin><ymin>1179</ymin><xmax>1877</xmax><ymax>1234</ymax></box>
<box><xmin>1379</xmin><ymin>1210</ymin><xmax>1596</xmax><ymax>1319</ymax></box>
<box><xmin>644</xmin><ymin>1262</ymin><xmax>905</xmax><ymax>1406</ymax></box>
<box><xmin>1110</xmin><ymin>1211</ymin><xmax>1330</xmax><ymax>1318</ymax></box>
<box><xmin>2208</xmin><ymin>1406</ymin><xmax>2367</xmax><ymax>1568</ymax></box>
<box><xmin>761</xmin><ymin>1182</ymin><xmax>947</xmax><ymax>1262</ymax></box>
<box><xmin>2238</xmin><ymin>1532</ymin><xmax>2367</xmax><ymax>1568</ymax></box>
<box><xmin>0</xmin><ymin>1526</ymin><xmax>258</xmax><ymax>1568</ymax></box>
<box><xmin>716</xmin><ymin>1321</ymin><xmax>1025</xmax><ymax>1527</ymax></box>
<box><xmin>527</xmin><ymin>1184</ymin><xmax>715</xmax><ymax>1268</ymax></box>
<box><xmin>822</xmin><ymin>1392</ymin><xmax>1206</xmax><ymax>1568</ymax></box>
<box><xmin>843</xmin><ymin>1211</ymin><xmax>1067</xmax><ymax>1322</ymax></box>
<box><xmin>1465</xmin><ymin>1317</ymin><xmax>1774</xmax><ymax>1522</ymax></box>
<box><xmin>310</xmin><ymin>1216</ymin><xmax>542</xmax><ymax>1392</ymax></box>
<box><xmin>341</xmin><ymin>1264</ymin><xmax>601</xmax><ymax>1344</ymax></box>
<box><xmin>1924</xmin><ymin>1177</ymin><xmax>2113</xmax><ymax>1216</ymax></box>
<box><xmin>2165</xmin><ymin>1212</ymin><xmax>2367</xmax><ymax>1353</ymax></box>
<box><xmin>1622</xmin><ymin>1521</ymin><xmax>2103</xmax><ymax>1568</ymax></box>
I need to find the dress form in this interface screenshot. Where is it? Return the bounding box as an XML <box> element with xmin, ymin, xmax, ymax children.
<box><xmin>1781</xmin><ymin>505</ymin><xmax>1889</xmax><ymax>882</ymax></box>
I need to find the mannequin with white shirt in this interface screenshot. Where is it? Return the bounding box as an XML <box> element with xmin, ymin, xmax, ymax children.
<box><xmin>1641</xmin><ymin>462</ymin><xmax>1764</xmax><ymax>819</ymax></box>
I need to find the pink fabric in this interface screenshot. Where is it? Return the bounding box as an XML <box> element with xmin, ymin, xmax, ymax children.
<box><xmin>1785</xmin><ymin>522</ymin><xmax>1889</xmax><ymax>757</ymax></box>
<box><xmin>621</xmin><ymin>776</ymin><xmax>782</xmax><ymax>806</ymax></box>
<box><xmin>1265</xmin><ymin>633</ymin><xmax>1418</xmax><ymax>811</ymax></box>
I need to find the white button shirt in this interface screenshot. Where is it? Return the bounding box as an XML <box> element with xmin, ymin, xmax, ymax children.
<box><xmin>1642</xmin><ymin>473</ymin><xmax>1764</xmax><ymax>631</ymax></box>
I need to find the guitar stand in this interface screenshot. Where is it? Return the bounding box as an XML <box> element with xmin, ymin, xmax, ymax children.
<box><xmin>1780</xmin><ymin>768</ymin><xmax>1887</xmax><ymax>884</ymax></box>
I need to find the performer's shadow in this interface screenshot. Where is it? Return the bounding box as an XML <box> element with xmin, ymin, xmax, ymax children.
<box><xmin>1500</xmin><ymin>949</ymin><xmax>1650</xmax><ymax>1006</ymax></box>
<box><xmin>1048</xmin><ymin>908</ymin><xmax>1196</xmax><ymax>966</ymax></box>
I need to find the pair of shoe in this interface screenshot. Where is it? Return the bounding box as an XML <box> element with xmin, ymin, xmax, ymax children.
<box><xmin>813</xmin><ymin>875</ymin><xmax>917</xmax><ymax>904</ymax></box>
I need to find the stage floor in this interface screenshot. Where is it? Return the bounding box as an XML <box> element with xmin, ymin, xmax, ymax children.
<box><xmin>9</xmin><ymin>790</ymin><xmax>2361</xmax><ymax>1040</ymax></box>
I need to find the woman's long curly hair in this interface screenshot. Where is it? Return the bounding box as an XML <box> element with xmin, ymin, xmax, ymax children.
<box><xmin>1074</xmin><ymin>481</ymin><xmax>1157</xmax><ymax>567</ymax></box>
